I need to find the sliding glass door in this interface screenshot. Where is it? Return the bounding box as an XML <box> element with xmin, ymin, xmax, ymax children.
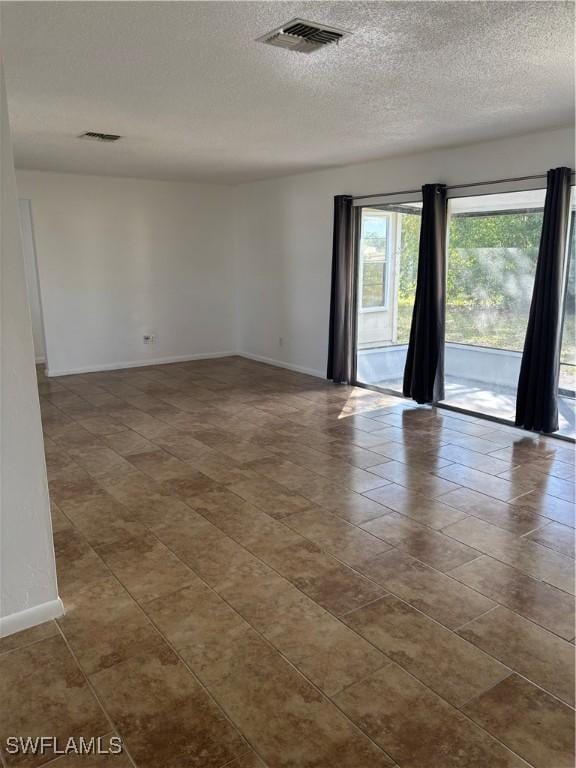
<box><xmin>353</xmin><ymin>185</ymin><xmax>575</xmax><ymax>438</ymax></box>
<box><xmin>440</xmin><ymin>188</ymin><xmax>546</xmax><ymax>422</ymax></box>
<box><xmin>355</xmin><ymin>202</ymin><xmax>421</xmax><ymax>392</ymax></box>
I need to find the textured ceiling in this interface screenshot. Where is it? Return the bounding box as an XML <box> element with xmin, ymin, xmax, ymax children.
<box><xmin>2</xmin><ymin>1</ymin><xmax>574</xmax><ymax>183</ymax></box>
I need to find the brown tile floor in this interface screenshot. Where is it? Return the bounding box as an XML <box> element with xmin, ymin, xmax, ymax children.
<box><xmin>0</xmin><ymin>357</ymin><xmax>574</xmax><ymax>768</ymax></box>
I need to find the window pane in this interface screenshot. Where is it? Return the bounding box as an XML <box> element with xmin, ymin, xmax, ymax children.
<box><xmin>358</xmin><ymin>211</ymin><xmax>388</xmax><ymax>309</ymax></box>
<box><xmin>363</xmin><ymin>261</ymin><xmax>386</xmax><ymax>284</ymax></box>
<box><xmin>362</xmin><ymin>283</ymin><xmax>385</xmax><ymax>308</ymax></box>
<box><xmin>442</xmin><ymin>189</ymin><xmax>545</xmax><ymax>421</ymax></box>
<box><xmin>363</xmin><ymin>240</ymin><xmax>388</xmax><ymax>260</ymax></box>
<box><xmin>361</xmin><ymin>214</ymin><xmax>388</xmax><ymax>262</ymax></box>
<box><xmin>356</xmin><ymin>203</ymin><xmax>422</xmax><ymax>391</ymax></box>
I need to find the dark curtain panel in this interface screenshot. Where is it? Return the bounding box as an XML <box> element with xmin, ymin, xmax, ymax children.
<box><xmin>402</xmin><ymin>184</ymin><xmax>447</xmax><ymax>403</ymax></box>
<box><xmin>327</xmin><ymin>195</ymin><xmax>356</xmax><ymax>383</ymax></box>
<box><xmin>515</xmin><ymin>167</ymin><xmax>573</xmax><ymax>433</ymax></box>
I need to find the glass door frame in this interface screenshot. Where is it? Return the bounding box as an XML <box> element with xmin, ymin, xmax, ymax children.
<box><xmin>351</xmin><ymin>188</ymin><xmax>576</xmax><ymax>444</ymax></box>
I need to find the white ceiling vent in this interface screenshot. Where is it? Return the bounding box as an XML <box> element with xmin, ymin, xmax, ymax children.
<box><xmin>257</xmin><ymin>18</ymin><xmax>350</xmax><ymax>54</ymax></box>
<box><xmin>79</xmin><ymin>132</ymin><xmax>122</xmax><ymax>142</ymax></box>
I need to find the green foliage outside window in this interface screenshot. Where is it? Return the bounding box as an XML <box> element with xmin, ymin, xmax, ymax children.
<box><xmin>395</xmin><ymin>211</ymin><xmax>575</xmax><ymax>383</ymax></box>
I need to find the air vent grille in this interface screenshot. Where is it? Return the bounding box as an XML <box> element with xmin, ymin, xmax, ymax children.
<box><xmin>79</xmin><ymin>132</ymin><xmax>122</xmax><ymax>142</ymax></box>
<box><xmin>257</xmin><ymin>18</ymin><xmax>350</xmax><ymax>54</ymax></box>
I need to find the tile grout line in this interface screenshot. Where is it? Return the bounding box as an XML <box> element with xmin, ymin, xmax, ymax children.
<box><xmin>136</xmin><ymin>489</ymin><xmax>560</xmax><ymax>750</ymax></box>
<box><xmin>50</xmin><ymin>417</ymin><xmax>574</xmax><ymax>651</ymax></box>
<box><xmin>54</xmin><ymin>624</ymin><xmax>139</xmax><ymax>768</ymax></box>
<box><xmin>0</xmin><ymin>630</ymin><xmax>60</xmax><ymax>659</ymax></box>
<box><xmin>456</xmin><ymin>660</ymin><xmax>576</xmax><ymax>712</ymax></box>
<box><xmin>208</xmin><ymin>480</ymin><xmax>576</xmax><ymax>643</ymax></box>
<box><xmin>227</xmin><ymin>442</ymin><xmax>573</xmax><ymax>593</ymax></box>
<box><xmin>63</xmin><ymin>478</ymin><xmax>401</xmax><ymax>767</ymax></box>
<box><xmin>122</xmin><ymin>535</ymin><xmax>398</xmax><ymax>768</ymax></box>
<box><xmin>338</xmin><ymin>591</ymin><xmax>395</xmax><ymax>619</ymax></box>
<box><xmin>70</xmin><ymin>422</ymin><xmax>574</xmax><ymax>648</ymax></box>
<box><xmin>451</xmin><ymin>605</ymin><xmax>500</xmax><ymax>633</ymax></box>
<box><xmin>49</xmin><ymin>370</ymin><xmax>574</xmax><ymax>528</ymax></box>
<box><xmin>329</xmin><ymin>660</ymin><xmax>394</xmax><ymax>700</ymax></box>
<box><xmin>519</xmin><ymin>524</ymin><xmax>576</xmax><ymax>559</ymax></box>
<box><xmin>142</xmin><ymin>456</ymin><xmax>576</xmax><ymax>715</ymax></box>
<box><xmin>439</xmin><ymin>523</ymin><xmax>576</xmax><ymax>597</ymax></box>
<box><xmin>56</xmin><ymin>531</ymin><xmax>265</xmax><ymax>768</ymax></box>
<box><xmin>38</xmin><ymin>730</ymin><xmax>119</xmax><ymax>768</ymax></box>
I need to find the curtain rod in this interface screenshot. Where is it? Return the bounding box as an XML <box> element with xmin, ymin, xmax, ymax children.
<box><xmin>351</xmin><ymin>171</ymin><xmax>575</xmax><ymax>201</ymax></box>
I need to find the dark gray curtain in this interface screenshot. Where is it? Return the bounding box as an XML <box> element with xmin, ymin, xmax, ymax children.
<box><xmin>515</xmin><ymin>167</ymin><xmax>572</xmax><ymax>433</ymax></box>
<box><xmin>327</xmin><ymin>195</ymin><xmax>356</xmax><ymax>383</ymax></box>
<box><xmin>402</xmin><ymin>184</ymin><xmax>447</xmax><ymax>403</ymax></box>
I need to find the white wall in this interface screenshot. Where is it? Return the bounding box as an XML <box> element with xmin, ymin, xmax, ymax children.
<box><xmin>19</xmin><ymin>198</ymin><xmax>46</xmax><ymax>362</ymax></box>
<box><xmin>12</xmin><ymin>127</ymin><xmax>576</xmax><ymax>381</ymax></box>
<box><xmin>16</xmin><ymin>170</ymin><xmax>236</xmax><ymax>375</ymax></box>
<box><xmin>0</xmin><ymin>54</ymin><xmax>61</xmax><ymax>636</ymax></box>
<box><xmin>234</xmin><ymin>127</ymin><xmax>575</xmax><ymax>377</ymax></box>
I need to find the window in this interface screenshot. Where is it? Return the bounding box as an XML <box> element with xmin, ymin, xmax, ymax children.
<box><xmin>355</xmin><ymin>202</ymin><xmax>422</xmax><ymax>390</ymax></box>
<box><xmin>359</xmin><ymin>210</ymin><xmax>390</xmax><ymax>309</ymax></box>
<box><xmin>441</xmin><ymin>188</ymin><xmax>546</xmax><ymax>421</ymax></box>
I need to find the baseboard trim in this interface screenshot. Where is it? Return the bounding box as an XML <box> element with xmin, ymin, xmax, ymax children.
<box><xmin>45</xmin><ymin>350</ymin><xmax>325</xmax><ymax>380</ymax></box>
<box><xmin>0</xmin><ymin>598</ymin><xmax>64</xmax><ymax>639</ymax></box>
<box><xmin>46</xmin><ymin>351</ymin><xmax>238</xmax><ymax>378</ymax></box>
<box><xmin>239</xmin><ymin>352</ymin><xmax>325</xmax><ymax>379</ymax></box>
